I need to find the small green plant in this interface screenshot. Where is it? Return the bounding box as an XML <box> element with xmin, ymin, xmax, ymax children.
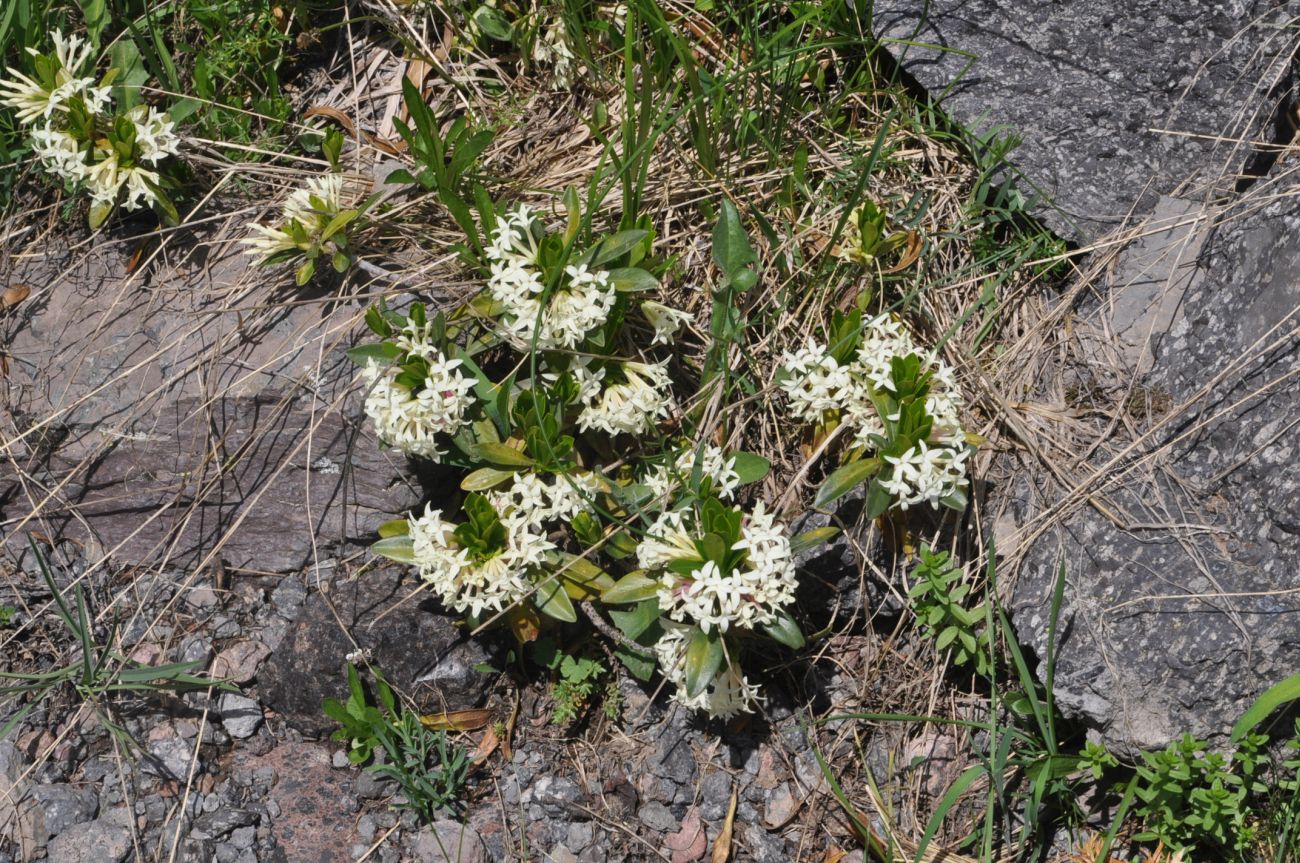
<box><xmin>907</xmin><ymin>546</ymin><xmax>991</xmax><ymax>677</ymax></box>
<box><xmin>389</xmin><ymin>77</ymin><xmax>494</xmax><ymax>200</ymax></box>
<box><xmin>556</xmin><ymin>655</ymin><xmax>603</xmax><ymax>725</ymax></box>
<box><xmin>0</xmin><ymin>605</ymin><xmax>14</xmax><ymax>627</ymax></box>
<box><xmin>1132</xmin><ymin>733</ymin><xmax>1265</xmax><ymax>852</ymax></box>
<box><xmin>322</xmin><ymin>663</ymin><xmax>471</xmax><ymax>821</ymax></box>
<box><xmin>0</xmin><ymin>538</ymin><xmax>223</xmax><ymax>749</ymax></box>
<box><xmin>244</xmin><ymin>172</ymin><xmax>374</xmax><ymax>284</ymax></box>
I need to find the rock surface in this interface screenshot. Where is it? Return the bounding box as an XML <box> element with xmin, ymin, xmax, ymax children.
<box><xmin>0</xmin><ymin>241</ymin><xmax>422</xmax><ymax>572</ymax></box>
<box><xmin>258</xmin><ymin>566</ymin><xmax>496</xmax><ymax>737</ymax></box>
<box><xmin>1009</xmin><ymin>164</ymin><xmax>1300</xmax><ymax>752</ymax></box>
<box><xmin>870</xmin><ymin>0</ymin><xmax>1296</xmax><ymax>241</ymax></box>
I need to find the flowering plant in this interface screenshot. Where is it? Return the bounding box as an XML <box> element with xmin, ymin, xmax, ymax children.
<box><xmin>779</xmin><ymin>307</ymin><xmax>974</xmax><ymax>517</ymax></box>
<box><xmin>348</xmin><ymin>195</ymin><xmax>818</xmax><ymax>718</ymax></box>
<box><xmin>244</xmin><ymin>173</ymin><xmax>373</xmax><ymax>284</ymax></box>
<box><xmin>0</xmin><ymin>29</ymin><xmax>182</xmax><ymax>228</ymax></box>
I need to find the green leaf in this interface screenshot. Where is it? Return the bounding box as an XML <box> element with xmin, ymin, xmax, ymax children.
<box><xmin>346</xmin><ymin>343</ymin><xmax>405</xmax><ymax>366</ymax></box>
<box><xmin>683</xmin><ymin>628</ymin><xmax>724</xmax><ymax>699</ymax></box>
<box><xmin>712</xmin><ymin>199</ymin><xmax>757</xmax><ymax>281</ymax></box>
<box><xmin>602</xmin><ymin>571</ymin><xmax>659</xmax><ymax>604</ymax></box>
<box><xmin>472</xmin><ymin>4</ymin><xmax>513</xmax><ymax>40</ymax></box>
<box><xmin>608</xmin><ymin>598</ymin><xmax>661</xmax><ymax>641</ymax></box>
<box><xmin>461</xmin><ymin>467</ymin><xmax>518</xmax><ymax>491</ymax></box>
<box><xmin>88</xmin><ymin>202</ymin><xmax>114</xmax><ymax>231</ymax></box>
<box><xmin>762</xmin><ymin>610</ymin><xmax>805</xmax><ymax>650</ymax></box>
<box><xmin>1232</xmin><ymin>672</ymin><xmax>1300</xmax><ymax>742</ymax></box>
<box><xmin>469</xmin><ymin>442</ymin><xmax>535</xmax><ymax>467</ymax></box>
<box><xmin>563</xmin><ymin>185</ymin><xmax>581</xmax><ymax>246</ymax></box>
<box><xmin>788</xmin><ymin>526</ymin><xmax>841</xmax><ymax>555</ymax></box>
<box><xmin>863</xmin><ymin>479</ymin><xmax>894</xmax><ymax>520</ymax></box>
<box><xmin>295</xmin><ymin>259</ymin><xmax>316</xmax><ymax>286</ymax></box>
<box><xmin>536</xmin><ymin>578</ymin><xmax>578</xmax><ymax>623</ymax></box>
<box><xmin>585</xmin><ymin>229</ymin><xmax>648</xmax><ymax>268</ymax></box>
<box><xmin>371</xmin><ymin>536</ymin><xmax>416</xmax><ymax>564</ymax></box>
<box><xmin>615</xmin><ymin>643</ymin><xmax>657</xmax><ymax>682</ymax></box>
<box><xmin>730</xmin><ymin>452</ymin><xmax>770</xmax><ymax>484</ymax></box>
<box><xmin>606</xmin><ymin>267</ymin><xmax>659</xmax><ymax>293</ymax></box>
<box><xmin>377</xmin><ymin>519</ymin><xmax>409</xmax><ymax>538</ymax></box>
<box><xmin>556</xmin><ymin>554</ymin><xmax>615</xmax><ymax>598</ymax></box>
<box><xmin>813</xmin><ymin>458</ymin><xmax>880</xmax><ymax>509</ymax></box>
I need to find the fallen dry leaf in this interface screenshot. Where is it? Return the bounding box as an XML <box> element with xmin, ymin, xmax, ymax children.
<box><xmin>417</xmin><ymin>708</ymin><xmax>493</xmax><ymax>732</ymax></box>
<box><xmin>710</xmin><ymin>787</ymin><xmax>737</xmax><ymax>863</ymax></box>
<box><xmin>470</xmin><ymin>724</ymin><xmax>500</xmax><ymax>763</ymax></box>
<box><xmin>664</xmin><ymin>807</ymin><xmax>706</xmax><ymax>863</ymax></box>
<box><xmin>2</xmin><ymin>284</ymin><xmax>31</xmax><ymax>309</ymax></box>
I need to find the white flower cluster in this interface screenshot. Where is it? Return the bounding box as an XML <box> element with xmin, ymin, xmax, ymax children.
<box><xmin>408</xmin><ymin>504</ymin><xmax>554</xmax><ymax>617</ymax></box>
<box><xmin>779</xmin><ymin>314</ymin><xmax>970</xmax><ymax>509</ymax></box>
<box><xmin>576</xmin><ymin>360</ymin><xmax>674</xmax><ymax>437</ymax></box>
<box><xmin>653</xmin><ymin>624</ymin><xmax>762</xmax><ymax>719</ymax></box>
<box><xmin>0</xmin><ymin>31</ymin><xmax>178</xmax><ymax>212</ymax></box>
<box><xmin>532</xmin><ymin>16</ymin><xmax>578</xmax><ymax>88</ymax></box>
<box><xmin>643</xmin><ymin>445</ymin><xmax>741</xmax><ymax>503</ymax></box>
<box><xmin>638</xmin><ymin>501</ymin><xmax>797</xmax><ymax>634</ymax></box>
<box><xmin>486</xmin><ymin>206</ymin><xmax>617</xmax><ymax>350</ymax></box>
<box><xmin>360</xmin><ymin>321</ymin><xmax>476</xmax><ymax>461</ymax></box>
<box><xmin>244</xmin><ymin>174</ymin><xmax>345</xmax><ymax>260</ymax></box>
<box><xmin>486</xmin><ymin>471</ymin><xmax>603</xmax><ymax>526</ymax></box>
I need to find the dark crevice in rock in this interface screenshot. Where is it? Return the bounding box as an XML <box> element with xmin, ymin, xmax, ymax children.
<box><xmin>1233</xmin><ymin>54</ymin><xmax>1298</xmax><ymax>194</ymax></box>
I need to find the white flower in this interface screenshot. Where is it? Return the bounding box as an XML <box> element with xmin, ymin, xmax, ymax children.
<box><xmin>641</xmin><ymin>300</ymin><xmax>692</xmax><ymax>346</ymax></box>
<box><xmin>653</xmin><ymin>624</ymin><xmax>762</xmax><ymax>719</ymax></box>
<box><xmin>777</xmin><ymin>339</ymin><xmax>853</xmax><ymax>423</ymax></box>
<box><xmin>243</xmin><ymin>223</ymin><xmax>299</xmax><ymax>259</ymax></box>
<box><xmin>881</xmin><ymin>441</ymin><xmax>970</xmax><ymax>510</ymax></box>
<box><xmin>283</xmin><ymin>173</ymin><xmax>343</xmax><ymax>226</ymax></box>
<box><xmin>643</xmin><ymin>445</ymin><xmax>741</xmax><ymax>503</ymax></box>
<box><xmin>244</xmin><ymin>174</ymin><xmax>346</xmax><ymax>262</ymax></box>
<box><xmin>128</xmin><ymin>105</ymin><xmax>180</xmax><ymax>165</ymax></box>
<box><xmin>29</xmin><ymin>122</ymin><xmax>86</xmax><ymax>182</ymax></box>
<box><xmin>533</xmin><ymin>17</ymin><xmax>578</xmax><ymax>87</ymax></box>
<box><xmin>0</xmin><ymin>30</ymin><xmax>107</xmax><ymax>124</ymax></box>
<box><xmin>577</xmin><ymin>360</ymin><xmax>673</xmax><ymax>436</ymax></box>
<box><xmin>486</xmin><ymin>471</ymin><xmax>603</xmax><ymax>528</ymax></box>
<box><xmin>360</xmin><ymin>352</ymin><xmax>476</xmax><ymax>460</ymax></box>
<box><xmin>408</xmin><ymin>504</ymin><xmax>555</xmax><ymax>617</ymax></box>
<box><xmin>778</xmin><ymin>314</ymin><xmax>972</xmax><ymax>509</ymax></box>
<box><xmin>486</xmin><ymin>206</ymin><xmax>617</xmax><ymax>350</ymax></box>
<box><xmin>640</xmin><ymin>502</ymin><xmax>798</xmax><ymax>634</ymax></box>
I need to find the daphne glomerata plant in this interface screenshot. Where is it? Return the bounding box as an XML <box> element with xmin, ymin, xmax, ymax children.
<box><xmin>244</xmin><ymin>172</ymin><xmax>373</xmax><ymax>285</ymax></box>
<box><xmin>779</xmin><ymin>308</ymin><xmax>973</xmax><ymax>517</ymax></box>
<box><xmin>351</xmin><ymin>196</ymin><xmax>800</xmax><ymax>719</ymax></box>
<box><xmin>0</xmin><ymin>29</ymin><xmax>181</xmax><ymax>227</ymax></box>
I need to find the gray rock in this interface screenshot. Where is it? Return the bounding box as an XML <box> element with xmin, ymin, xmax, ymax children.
<box><xmin>636</xmin><ymin>801</ymin><xmax>678</xmax><ymax>833</ymax></box>
<box><xmin>742</xmin><ymin>823</ymin><xmax>788</xmax><ymax>863</ymax></box>
<box><xmin>698</xmin><ymin>770</ymin><xmax>732</xmax><ymax>822</ymax></box>
<box><xmin>412</xmin><ymin>820</ymin><xmax>487</xmax><ymax>863</ymax></box>
<box><xmin>190</xmin><ymin>807</ymin><xmax>256</xmax><ymax>841</ymax></box>
<box><xmin>27</xmin><ymin>783</ymin><xmax>97</xmax><ymax>837</ymax></box>
<box><xmin>145</xmin><ymin>737</ymin><xmax>196</xmax><ymax>780</ymax></box>
<box><xmin>258</xmin><ymin>567</ymin><xmax>496</xmax><ymax>737</ymax></box>
<box><xmin>529</xmin><ymin>776</ymin><xmax>584</xmax><ymax>815</ymax></box>
<box><xmin>0</xmin><ymin>243</ymin><xmax>423</xmax><ymax>572</ymax></box>
<box><xmin>45</xmin><ymin>816</ymin><xmax>131</xmax><ymax>863</ymax></box>
<box><xmin>354</xmin><ymin>769</ymin><xmax>395</xmax><ymax>800</ymax></box>
<box><xmin>1009</xmin><ymin>165</ymin><xmax>1300</xmax><ymax>752</ymax></box>
<box><xmin>870</xmin><ymin>0</ymin><xmax>1296</xmax><ymax>242</ymax></box>
<box><xmin>217</xmin><ymin>693</ymin><xmax>263</xmax><ymax>739</ymax></box>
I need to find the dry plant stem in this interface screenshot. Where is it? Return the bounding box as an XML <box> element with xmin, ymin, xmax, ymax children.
<box><xmin>774</xmin><ymin>423</ymin><xmax>847</xmax><ymax>517</ymax></box>
<box><xmin>580</xmin><ymin>601</ymin><xmax>651</xmax><ymax>654</ymax></box>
